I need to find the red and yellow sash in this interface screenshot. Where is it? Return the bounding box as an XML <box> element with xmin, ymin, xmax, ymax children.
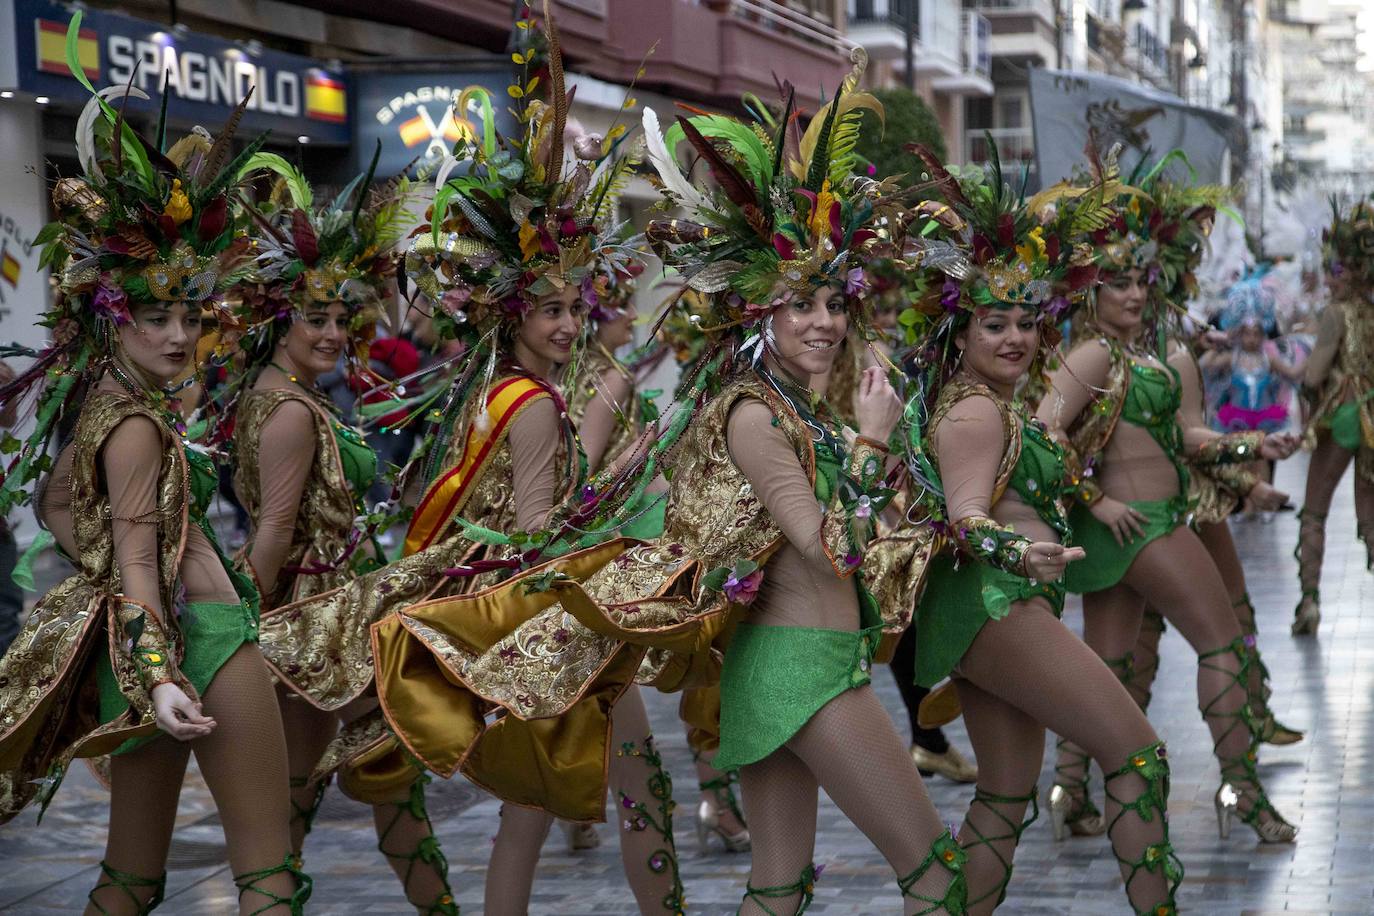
<box><xmin>403</xmin><ymin>376</ymin><xmax>551</xmax><ymax>556</ymax></box>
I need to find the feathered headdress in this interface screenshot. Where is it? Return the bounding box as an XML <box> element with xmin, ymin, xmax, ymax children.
<box><xmin>643</xmin><ymin>48</ymin><xmax>902</xmax><ymax>352</ymax></box>
<box><xmin>0</xmin><ymin>12</ymin><xmax>264</xmax><ymax>513</ymax></box>
<box><xmin>231</xmin><ymin>148</ymin><xmax>414</xmax><ymax>365</ymax></box>
<box><xmin>404</xmin><ymin>0</ymin><xmax>643</xmax><ymax>348</ymax></box>
<box><xmin>1322</xmin><ymin>194</ymin><xmax>1374</xmax><ymax>288</ymax></box>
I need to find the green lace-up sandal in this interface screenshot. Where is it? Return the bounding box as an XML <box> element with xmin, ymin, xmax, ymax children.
<box><xmin>959</xmin><ymin>789</ymin><xmax>1039</xmax><ymax>910</ymax></box>
<box><xmin>234</xmin><ymin>852</ymin><xmax>312</xmax><ymax>915</ymax></box>
<box><xmin>288</xmin><ymin>775</ymin><xmax>329</xmax><ymax>850</ymax></box>
<box><xmin>897</xmin><ymin>831</ymin><xmax>968</xmax><ymax>914</ymax></box>
<box><xmin>738</xmin><ymin>863</ymin><xmax>818</xmax><ymax>915</ymax></box>
<box><xmin>1233</xmin><ymin>595</ymin><xmax>1303</xmax><ymax>746</ymax></box>
<box><xmin>376</xmin><ymin>776</ymin><xmax>459</xmax><ymax>914</ymax></box>
<box><xmin>1103</xmin><ymin>742</ymin><xmax>1182</xmax><ymax>916</ymax></box>
<box><xmin>1291</xmin><ymin>507</ymin><xmax>1325</xmax><ymax>635</ymax></box>
<box><xmin>616</xmin><ymin>736</ymin><xmax>686</xmax><ymax>914</ymax></box>
<box><xmin>696</xmin><ymin>760</ymin><xmax>751</xmax><ymax>854</ymax></box>
<box><xmin>1126</xmin><ymin>611</ymin><xmax>1166</xmax><ymax>712</ymax></box>
<box><xmin>1199</xmin><ymin>640</ymin><xmax>1298</xmax><ymax>844</ymax></box>
<box><xmin>87</xmin><ymin>863</ymin><xmax>165</xmax><ymax>914</ymax></box>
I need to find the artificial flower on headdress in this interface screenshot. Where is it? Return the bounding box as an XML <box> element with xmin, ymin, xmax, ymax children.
<box><xmin>1322</xmin><ymin>194</ymin><xmax>1374</xmax><ymax>287</ymax></box>
<box><xmin>642</xmin><ymin>48</ymin><xmax>903</xmax><ymax>352</ymax></box>
<box><xmin>404</xmin><ymin>0</ymin><xmax>643</xmax><ymax>350</ymax></box>
<box><xmin>229</xmin><ymin>149</ymin><xmax>414</xmax><ymax>366</ymax></box>
<box><xmin>1</xmin><ymin>12</ymin><xmax>263</xmax><ymax>514</ymax></box>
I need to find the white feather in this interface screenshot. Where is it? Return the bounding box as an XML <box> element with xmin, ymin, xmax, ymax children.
<box><xmin>76</xmin><ymin>86</ymin><xmax>150</xmax><ymax>184</ymax></box>
<box><xmin>642</xmin><ymin>107</ymin><xmax>706</xmax><ymax>214</ymax></box>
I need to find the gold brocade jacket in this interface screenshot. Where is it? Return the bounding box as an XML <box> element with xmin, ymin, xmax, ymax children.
<box><xmin>369</xmin><ymin>375</ymin><xmax>933</xmax><ymax>821</ymax></box>
<box><xmin>234</xmin><ymin>389</ymin><xmax>360</xmax><ymax>609</ymax></box>
<box><xmin>1307</xmin><ymin>297</ymin><xmax>1374</xmax><ymax>480</ymax></box>
<box><xmin>0</xmin><ymin>395</ymin><xmax>194</xmax><ymax>821</ymax></box>
<box><xmin>566</xmin><ymin>347</ymin><xmax>641</xmax><ymax>467</ymax></box>
<box><xmin>258</xmin><ymin>375</ymin><xmax>574</xmax><ymax>800</ymax></box>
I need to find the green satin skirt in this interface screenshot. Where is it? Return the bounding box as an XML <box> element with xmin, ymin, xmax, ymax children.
<box><xmin>1063</xmin><ymin>496</ymin><xmax>1187</xmax><ymax>595</ymax></box>
<box><xmin>98</xmin><ymin>599</ymin><xmax>261</xmax><ymax>754</ymax></box>
<box><xmin>712</xmin><ymin>621</ymin><xmax>882</xmax><ymax>771</ymax></box>
<box><xmin>914</xmin><ymin>554</ymin><xmax>1064</xmax><ymax>688</ymax></box>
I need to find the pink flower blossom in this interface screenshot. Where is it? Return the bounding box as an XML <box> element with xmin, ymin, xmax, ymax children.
<box><xmin>93</xmin><ymin>281</ymin><xmax>132</xmax><ymax>325</ymax></box>
<box><xmin>723</xmin><ymin>569</ymin><xmax>764</xmax><ymax>604</ymax></box>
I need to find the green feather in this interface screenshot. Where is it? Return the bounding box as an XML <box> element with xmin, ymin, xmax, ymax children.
<box><xmin>805</xmin><ymin>84</ymin><xmax>843</xmax><ymax>192</ymax></box>
<box><xmin>237</xmin><ymin>152</ymin><xmax>313</xmax><ymax>209</ymax></box>
<box><xmin>665</xmin><ymin>115</ymin><xmax>773</xmax><ymax>188</ymax></box>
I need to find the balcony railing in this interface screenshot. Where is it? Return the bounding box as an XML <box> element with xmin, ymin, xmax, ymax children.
<box><xmin>966</xmin><ymin>127</ymin><xmax>1036</xmax><ymax>172</ymax></box>
<box><xmin>730</xmin><ymin>0</ymin><xmax>854</xmax><ymax>55</ymax></box>
<box><xmin>849</xmin><ymin>0</ymin><xmax>920</xmax><ymax>33</ymax></box>
<box><xmin>967</xmin><ymin>0</ymin><xmax>1057</xmax><ymax>22</ymax></box>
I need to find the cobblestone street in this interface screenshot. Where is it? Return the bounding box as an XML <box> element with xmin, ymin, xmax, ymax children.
<box><xmin>1</xmin><ymin>455</ymin><xmax>1369</xmax><ymax>914</ymax></box>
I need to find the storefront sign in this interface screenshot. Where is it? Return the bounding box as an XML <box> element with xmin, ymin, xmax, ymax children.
<box><xmin>353</xmin><ymin>70</ymin><xmax>516</xmax><ymax>174</ymax></box>
<box><xmin>7</xmin><ymin>0</ymin><xmax>349</xmax><ymax>143</ymax></box>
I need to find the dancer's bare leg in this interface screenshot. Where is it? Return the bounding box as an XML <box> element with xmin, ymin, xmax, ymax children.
<box><xmin>783</xmin><ymin>686</ymin><xmax>963</xmax><ymax>915</ymax></box>
<box><xmin>85</xmin><ymin>738</ymin><xmax>191</xmax><ymax>914</ymax></box>
<box><xmin>277</xmin><ymin>688</ymin><xmax>337</xmax><ymax>853</ymax></box>
<box><xmin>609</xmin><ymin>686</ymin><xmax>684</xmax><ymax>912</ymax></box>
<box><xmin>192</xmin><ymin>645</ymin><xmax>303</xmax><ymax>913</ymax></box>
<box><xmin>956</xmin><ymin>600</ymin><xmax>1175</xmax><ymax>915</ymax></box>
<box><xmin>1295</xmin><ymin>432</ymin><xmax>1354</xmax><ymax>630</ymax></box>
<box><xmin>1119</xmin><ymin>528</ymin><xmax>1295</xmax><ymax>839</ymax></box>
<box><xmin>738</xmin><ymin>748</ymin><xmax>819</xmax><ymax>915</ymax></box>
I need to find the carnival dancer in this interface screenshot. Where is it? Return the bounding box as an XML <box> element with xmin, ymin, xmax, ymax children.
<box><xmin>370</xmin><ymin>49</ymin><xmax>971</xmax><ymax>914</ymax></box>
<box><xmin>0</xmin><ymin>22</ymin><xmax>309</xmax><ymax>912</ymax></box>
<box><xmin>1291</xmin><ymin>197</ymin><xmax>1374</xmax><ymax>635</ymax></box>
<box><xmin>1123</xmin><ymin>331</ymin><xmax>1304</xmax><ymax>746</ymax></box>
<box><xmin>566</xmin><ymin>280</ymin><xmax>753</xmax><ymax>856</ymax></box>
<box><xmin>900</xmin><ymin>146</ymin><xmax>1179</xmax><ymax>914</ymax></box>
<box><xmin>1203</xmin><ymin>276</ymin><xmax>1304</xmax><ymax>442</ymax></box>
<box><xmin>1038</xmin><ymin>162</ymin><xmax>1300</xmax><ymax>844</ymax></box>
<box><xmin>222</xmin><ymin>159</ymin><xmax>459</xmax><ymax>913</ymax></box>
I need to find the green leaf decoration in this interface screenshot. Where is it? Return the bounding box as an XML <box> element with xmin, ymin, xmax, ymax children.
<box><xmin>65</xmin><ymin>13</ymin><xmax>96</xmax><ymax>96</ymax></box>
<box><xmin>700</xmin><ymin>566</ymin><xmax>729</xmax><ymax>592</ymax></box>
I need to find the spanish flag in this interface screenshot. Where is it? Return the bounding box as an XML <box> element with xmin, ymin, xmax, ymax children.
<box><xmin>0</xmin><ymin>251</ymin><xmax>19</xmax><ymax>289</ymax></box>
<box><xmin>37</xmin><ymin>18</ymin><xmax>99</xmax><ymax>80</ymax></box>
<box><xmin>305</xmin><ymin>74</ymin><xmax>347</xmax><ymax>124</ymax></box>
<box><xmin>397</xmin><ymin>110</ymin><xmax>464</xmax><ymax>149</ymax></box>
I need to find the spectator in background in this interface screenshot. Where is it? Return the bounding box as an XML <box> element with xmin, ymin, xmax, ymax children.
<box><xmin>356</xmin><ymin>327</ymin><xmax>422</xmax><ymax>516</ymax></box>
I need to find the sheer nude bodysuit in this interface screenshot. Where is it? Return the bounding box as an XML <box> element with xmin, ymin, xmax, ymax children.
<box><xmin>726</xmin><ymin>399</ymin><xmax>958</xmax><ymax>915</ymax></box>
<box><xmin>483</xmin><ymin>395</ymin><xmax>681</xmax><ymax>915</ymax></box>
<box><xmin>244</xmin><ymin>378</ymin><xmax>450</xmax><ymax>913</ymax></box>
<box><xmin>1039</xmin><ymin>339</ymin><xmax>1293</xmax><ymax>841</ymax></box>
<box><xmin>42</xmin><ymin>376</ymin><xmax>296</xmax><ymax>915</ymax></box>
<box><xmin>934</xmin><ymin>393</ymin><xmax>1168</xmax><ymax>913</ymax></box>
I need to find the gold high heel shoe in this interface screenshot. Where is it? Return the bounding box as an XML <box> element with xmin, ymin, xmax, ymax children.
<box><xmin>1047</xmin><ymin>783</ymin><xmax>1106</xmax><ymax>841</ymax></box>
<box><xmin>1214</xmin><ymin>782</ymin><xmax>1298</xmax><ymax>843</ymax></box>
<box><xmin>563</xmin><ymin>821</ymin><xmax>600</xmax><ymax>851</ymax></box>
<box><xmin>696</xmin><ymin>774</ymin><xmax>750</xmax><ymax>854</ymax></box>
<box><xmin>1257</xmin><ymin>711</ymin><xmax>1304</xmax><ymax>746</ymax></box>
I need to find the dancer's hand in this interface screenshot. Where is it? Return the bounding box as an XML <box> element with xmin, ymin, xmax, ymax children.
<box><xmin>1023</xmin><ymin>543</ymin><xmax>1086</xmax><ymax>581</ymax></box>
<box><xmin>1088</xmin><ymin>497</ymin><xmax>1147</xmax><ymax>546</ymax></box>
<box><xmin>855</xmin><ymin>367</ymin><xmax>902</xmax><ymax>445</ymax></box>
<box><xmin>1249</xmin><ymin>480</ymin><xmax>1291</xmax><ymax>512</ymax></box>
<box><xmin>1260</xmin><ymin>432</ymin><xmax>1299</xmax><ymax>460</ymax></box>
<box><xmin>152</xmin><ymin>683</ymin><xmax>216</xmax><ymax>740</ymax></box>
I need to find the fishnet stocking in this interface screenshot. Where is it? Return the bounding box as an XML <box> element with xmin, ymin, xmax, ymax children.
<box><xmin>1297</xmin><ymin>433</ymin><xmax>1351</xmax><ymax>608</ymax></box>
<box><xmin>485</xmin><ymin>806</ymin><xmax>553</xmax><ymax>916</ymax></box>
<box><xmin>90</xmin><ymin>645</ymin><xmax>303</xmax><ymax>915</ymax></box>
<box><xmin>277</xmin><ymin>689</ymin><xmax>336</xmax><ymax>854</ymax></box>
<box><xmin>610</xmin><ymin>687</ymin><xmax>684</xmax><ymax>913</ymax></box>
<box><xmin>1085</xmin><ymin>526</ymin><xmax>1292</xmax><ymax>838</ymax></box>
<box><xmin>740</xmin><ymin>684</ymin><xmax>961</xmax><ymax>915</ymax></box>
<box><xmin>1125</xmin><ymin>611</ymin><xmax>1165</xmax><ymax>711</ymax></box>
<box><xmin>1356</xmin><ymin>469</ymin><xmax>1374</xmax><ymax>571</ymax></box>
<box><xmin>955</xmin><ymin>599</ymin><xmax>1171</xmax><ymax>914</ymax></box>
<box><xmin>374</xmin><ymin>777</ymin><xmax>457</xmax><ymax>914</ymax></box>
<box><xmin>1049</xmin><ymin>653</ymin><xmax>1128</xmax><ymax>833</ymax></box>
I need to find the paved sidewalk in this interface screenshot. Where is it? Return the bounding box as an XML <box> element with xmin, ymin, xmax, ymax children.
<box><xmin>0</xmin><ymin>455</ymin><xmax>1369</xmax><ymax>913</ymax></box>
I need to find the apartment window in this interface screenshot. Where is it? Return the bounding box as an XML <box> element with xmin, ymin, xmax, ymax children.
<box><xmin>999</xmin><ymin>96</ymin><xmax>1025</xmax><ymax>129</ymax></box>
